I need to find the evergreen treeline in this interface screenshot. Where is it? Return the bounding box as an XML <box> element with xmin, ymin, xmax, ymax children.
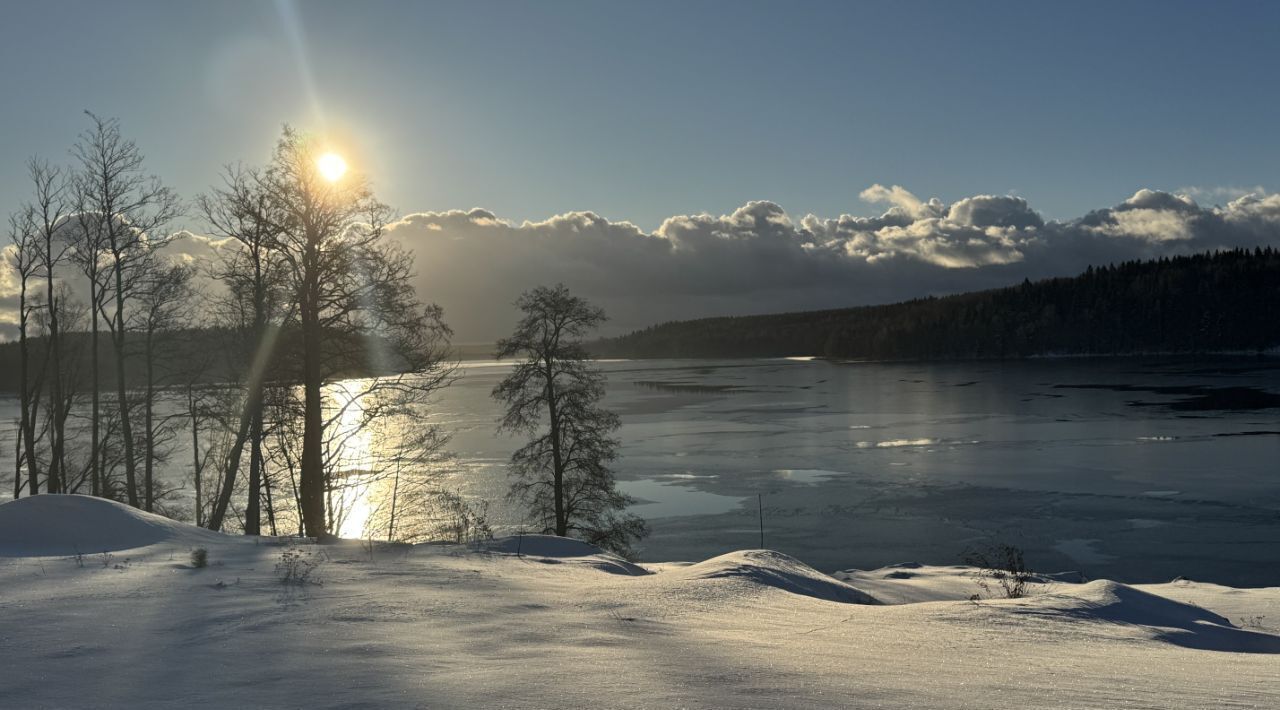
<box><xmin>0</xmin><ymin>327</ymin><xmax>406</xmax><ymax>395</ymax></box>
<box><xmin>593</xmin><ymin>248</ymin><xmax>1280</xmax><ymax>360</ymax></box>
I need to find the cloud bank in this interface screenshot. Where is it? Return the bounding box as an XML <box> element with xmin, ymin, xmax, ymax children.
<box><xmin>4</xmin><ymin>186</ymin><xmax>1279</xmax><ymax>341</ymax></box>
<box><xmin>387</xmin><ymin>186</ymin><xmax>1280</xmax><ymax>340</ymax></box>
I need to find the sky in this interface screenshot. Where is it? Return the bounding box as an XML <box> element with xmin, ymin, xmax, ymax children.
<box><xmin>3</xmin><ymin>0</ymin><xmax>1280</xmax><ymax>339</ymax></box>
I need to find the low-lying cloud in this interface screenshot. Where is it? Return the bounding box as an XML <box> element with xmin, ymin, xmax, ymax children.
<box><xmin>389</xmin><ymin>186</ymin><xmax>1280</xmax><ymax>340</ymax></box>
<box><xmin>4</xmin><ymin>186</ymin><xmax>1279</xmax><ymax>342</ymax></box>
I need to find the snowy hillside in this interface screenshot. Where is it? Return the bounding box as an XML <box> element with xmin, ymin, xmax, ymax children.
<box><xmin>0</xmin><ymin>495</ymin><xmax>1276</xmax><ymax>708</ymax></box>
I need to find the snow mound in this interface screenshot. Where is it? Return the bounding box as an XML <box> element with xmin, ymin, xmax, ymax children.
<box><xmin>479</xmin><ymin>534</ymin><xmax>649</xmax><ymax>576</ymax></box>
<box><xmin>0</xmin><ymin>495</ymin><xmax>225</xmax><ymax>557</ymax></box>
<box><xmin>676</xmin><ymin>550</ymin><xmax>879</xmax><ymax>604</ymax></box>
<box><xmin>1013</xmin><ymin>580</ymin><xmax>1280</xmax><ymax>653</ymax></box>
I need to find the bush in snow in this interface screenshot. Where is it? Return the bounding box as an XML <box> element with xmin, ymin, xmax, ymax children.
<box><xmin>190</xmin><ymin>548</ymin><xmax>208</xmax><ymax>569</ymax></box>
<box><xmin>963</xmin><ymin>543</ymin><xmax>1033</xmax><ymax>599</ymax></box>
<box><xmin>275</xmin><ymin>548</ymin><xmax>323</xmax><ymax>586</ymax></box>
<box><xmin>430</xmin><ymin>490</ymin><xmax>494</xmax><ymax>544</ymax></box>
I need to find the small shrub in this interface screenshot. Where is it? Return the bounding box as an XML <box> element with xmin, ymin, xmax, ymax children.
<box><xmin>429</xmin><ymin>490</ymin><xmax>494</xmax><ymax>544</ymax></box>
<box><xmin>191</xmin><ymin>548</ymin><xmax>209</xmax><ymax>569</ymax></box>
<box><xmin>275</xmin><ymin>548</ymin><xmax>323</xmax><ymax>586</ymax></box>
<box><xmin>963</xmin><ymin>542</ymin><xmax>1033</xmax><ymax>599</ymax></box>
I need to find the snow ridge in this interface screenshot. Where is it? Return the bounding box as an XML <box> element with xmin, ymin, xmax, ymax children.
<box><xmin>0</xmin><ymin>494</ymin><xmax>226</xmax><ymax>556</ymax></box>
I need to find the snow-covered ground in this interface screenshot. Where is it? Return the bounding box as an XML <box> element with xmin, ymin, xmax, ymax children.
<box><xmin>1</xmin><ymin>496</ymin><xmax>1276</xmax><ymax>709</ymax></box>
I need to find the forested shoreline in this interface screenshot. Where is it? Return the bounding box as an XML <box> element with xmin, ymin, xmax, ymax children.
<box><xmin>0</xmin><ymin>327</ymin><xmax>406</xmax><ymax>394</ymax></box>
<box><xmin>593</xmin><ymin>248</ymin><xmax>1280</xmax><ymax>360</ymax></box>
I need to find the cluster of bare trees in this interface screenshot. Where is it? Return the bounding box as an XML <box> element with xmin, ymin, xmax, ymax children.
<box><xmin>8</xmin><ymin>114</ymin><xmax>188</xmax><ymax>511</ymax></box>
<box><xmin>5</xmin><ymin>116</ymin><xmax>457</xmax><ymax>540</ymax></box>
<box><xmin>6</xmin><ymin>114</ymin><xmax>645</xmax><ymax>555</ymax></box>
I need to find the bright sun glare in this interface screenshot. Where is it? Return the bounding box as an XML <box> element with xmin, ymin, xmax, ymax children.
<box><xmin>317</xmin><ymin>152</ymin><xmax>348</xmax><ymax>182</ymax></box>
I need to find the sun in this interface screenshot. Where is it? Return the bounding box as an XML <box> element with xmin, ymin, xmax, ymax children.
<box><xmin>316</xmin><ymin>152</ymin><xmax>348</xmax><ymax>182</ymax></box>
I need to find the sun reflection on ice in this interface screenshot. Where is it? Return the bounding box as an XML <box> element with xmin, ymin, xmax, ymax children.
<box><xmin>330</xmin><ymin>381</ymin><xmax>375</xmax><ymax>539</ymax></box>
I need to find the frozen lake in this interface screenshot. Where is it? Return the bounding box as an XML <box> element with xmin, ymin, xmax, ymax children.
<box><xmin>438</xmin><ymin>357</ymin><xmax>1280</xmax><ymax>585</ymax></box>
<box><xmin>6</xmin><ymin>356</ymin><xmax>1280</xmax><ymax>585</ymax></box>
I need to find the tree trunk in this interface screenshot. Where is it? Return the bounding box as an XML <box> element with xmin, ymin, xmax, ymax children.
<box><xmin>18</xmin><ymin>287</ymin><xmax>40</xmax><ymax>496</ymax></box>
<box><xmin>245</xmin><ymin>262</ymin><xmax>267</xmax><ymax>536</ymax></box>
<box><xmin>263</xmin><ymin>455</ymin><xmax>278</xmax><ymax>537</ymax></box>
<box><xmin>13</xmin><ymin>431</ymin><xmax>22</xmax><ymax>499</ymax></box>
<box><xmin>207</xmin><ymin>400</ymin><xmax>253</xmax><ymax>531</ymax></box>
<box><xmin>112</xmin><ymin>291</ymin><xmax>139</xmax><ymax>508</ymax></box>
<box><xmin>143</xmin><ymin>330</ymin><xmax>155</xmax><ymax>512</ymax></box>
<box><xmin>299</xmin><ymin>271</ymin><xmax>326</xmax><ymax>539</ymax></box>
<box><xmin>45</xmin><ymin>241</ymin><xmax>64</xmax><ymax>495</ymax></box>
<box><xmin>90</xmin><ymin>274</ymin><xmax>101</xmax><ymax>497</ymax></box>
<box><xmin>543</xmin><ymin>357</ymin><xmax>566</xmax><ymax>537</ymax></box>
<box><xmin>245</xmin><ymin>409</ymin><xmax>263</xmax><ymax>535</ymax></box>
<box><xmin>189</xmin><ymin>386</ymin><xmax>203</xmax><ymax>527</ymax></box>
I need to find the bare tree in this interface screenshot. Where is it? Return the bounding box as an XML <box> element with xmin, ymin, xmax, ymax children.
<box><xmin>197</xmin><ymin>165</ymin><xmax>288</xmax><ymax>533</ymax></box>
<box><xmin>176</xmin><ymin>347</ymin><xmax>220</xmax><ymax>527</ymax></box>
<box><xmin>254</xmin><ymin>126</ymin><xmax>453</xmax><ymax>538</ymax></box>
<box><xmin>135</xmin><ymin>261</ymin><xmax>195</xmax><ymax>511</ymax></box>
<box><xmin>45</xmin><ymin>288</ymin><xmax>88</xmax><ymax>493</ymax></box>
<box><xmin>72</xmin><ymin>112</ymin><xmax>181</xmax><ymax>508</ymax></box>
<box><xmin>493</xmin><ymin>285</ymin><xmax>647</xmax><ymax>556</ymax></box>
<box><xmin>7</xmin><ymin>208</ymin><xmax>44</xmax><ymax>495</ymax></box>
<box><xmin>25</xmin><ymin>159</ymin><xmax>74</xmax><ymax>493</ymax></box>
<box><xmin>69</xmin><ymin>189</ymin><xmax>108</xmax><ymax>498</ymax></box>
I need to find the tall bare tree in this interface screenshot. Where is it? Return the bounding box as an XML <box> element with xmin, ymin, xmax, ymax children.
<box><xmin>197</xmin><ymin>166</ymin><xmax>287</xmax><ymax>533</ymax></box>
<box><xmin>7</xmin><ymin>209</ymin><xmax>44</xmax><ymax>495</ymax></box>
<box><xmin>25</xmin><ymin>158</ymin><xmax>74</xmax><ymax>493</ymax></box>
<box><xmin>72</xmin><ymin>112</ymin><xmax>181</xmax><ymax>508</ymax></box>
<box><xmin>493</xmin><ymin>285</ymin><xmax>647</xmax><ymax>556</ymax></box>
<box><xmin>137</xmin><ymin>261</ymin><xmax>195</xmax><ymax>511</ymax></box>
<box><xmin>255</xmin><ymin>126</ymin><xmax>455</xmax><ymax>537</ymax></box>
<box><xmin>70</xmin><ymin>188</ymin><xmax>108</xmax><ymax>498</ymax></box>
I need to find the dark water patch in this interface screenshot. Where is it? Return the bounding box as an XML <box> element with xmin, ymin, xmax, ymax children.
<box><xmin>953</xmin><ymin>381</ymin><xmax>979</xmax><ymax>387</ymax></box>
<box><xmin>1127</xmin><ymin>361</ymin><xmax>1280</xmax><ymax>377</ymax></box>
<box><xmin>634</xmin><ymin>381</ymin><xmax>747</xmax><ymax>394</ymax></box>
<box><xmin>715</xmin><ymin>405</ymin><xmax>828</xmax><ymax>416</ymax></box>
<box><xmin>1054</xmin><ymin>383</ymin><xmax>1280</xmax><ymax>411</ymax></box>
<box><xmin>1214</xmin><ymin>430</ymin><xmax>1280</xmax><ymax>438</ymax></box>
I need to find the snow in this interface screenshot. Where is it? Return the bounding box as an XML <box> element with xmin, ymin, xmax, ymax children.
<box><xmin>672</xmin><ymin>549</ymin><xmax>879</xmax><ymax>604</ymax></box>
<box><xmin>1</xmin><ymin>495</ymin><xmax>1277</xmax><ymax>708</ymax></box>
<box><xmin>0</xmin><ymin>494</ymin><xmax>224</xmax><ymax>556</ymax></box>
<box><xmin>479</xmin><ymin>534</ymin><xmax>650</xmax><ymax>576</ymax></box>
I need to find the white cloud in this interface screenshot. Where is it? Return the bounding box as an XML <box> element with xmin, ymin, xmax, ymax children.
<box><xmin>1175</xmin><ymin>185</ymin><xmax>1269</xmax><ymax>204</ymax></box>
<box><xmin>5</xmin><ymin>185</ymin><xmax>1279</xmax><ymax>341</ymax></box>
<box><xmin>387</xmin><ymin>186</ymin><xmax>1280</xmax><ymax>339</ymax></box>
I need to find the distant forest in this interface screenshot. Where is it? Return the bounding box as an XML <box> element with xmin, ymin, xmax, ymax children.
<box><xmin>593</xmin><ymin>248</ymin><xmax>1280</xmax><ymax>360</ymax></box>
<box><xmin>0</xmin><ymin>328</ymin><xmax>396</xmax><ymax>395</ymax></box>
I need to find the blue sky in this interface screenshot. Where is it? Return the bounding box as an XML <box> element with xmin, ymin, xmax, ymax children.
<box><xmin>2</xmin><ymin>0</ymin><xmax>1277</xmax><ymax>229</ymax></box>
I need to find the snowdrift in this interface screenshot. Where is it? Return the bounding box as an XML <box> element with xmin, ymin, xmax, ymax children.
<box><xmin>1007</xmin><ymin>580</ymin><xmax>1280</xmax><ymax>653</ymax></box>
<box><xmin>479</xmin><ymin>534</ymin><xmax>650</xmax><ymax>576</ymax></box>
<box><xmin>675</xmin><ymin>550</ymin><xmax>879</xmax><ymax>604</ymax></box>
<box><xmin>0</xmin><ymin>494</ymin><xmax>225</xmax><ymax>557</ymax></box>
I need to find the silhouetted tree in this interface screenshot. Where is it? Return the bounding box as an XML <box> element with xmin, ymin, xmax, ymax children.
<box><xmin>256</xmin><ymin>126</ymin><xmax>454</xmax><ymax>538</ymax></box>
<box><xmin>25</xmin><ymin>159</ymin><xmax>73</xmax><ymax>493</ymax></box>
<box><xmin>7</xmin><ymin>207</ymin><xmax>44</xmax><ymax>495</ymax></box>
<box><xmin>197</xmin><ymin>165</ymin><xmax>288</xmax><ymax>533</ymax></box>
<box><xmin>72</xmin><ymin>113</ymin><xmax>181</xmax><ymax>507</ymax></box>
<box><xmin>493</xmin><ymin>285</ymin><xmax>647</xmax><ymax>556</ymax></box>
<box><xmin>137</xmin><ymin>261</ymin><xmax>196</xmax><ymax>511</ymax></box>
